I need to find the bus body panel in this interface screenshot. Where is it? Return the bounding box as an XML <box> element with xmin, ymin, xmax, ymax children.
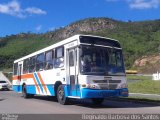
<box><xmin>12</xmin><ymin>68</ymin><xmax>67</xmax><ymax>95</ymax></box>
<box><xmin>12</xmin><ymin>34</ymin><xmax>128</xmax><ymax>101</ymax></box>
<box><xmin>81</xmin><ymin>88</ymin><xmax>128</xmax><ymax>98</ymax></box>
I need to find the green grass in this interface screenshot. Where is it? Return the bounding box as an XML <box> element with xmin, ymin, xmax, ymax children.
<box><xmin>128</xmin><ymin>80</ymin><xmax>160</xmax><ymax>94</ymax></box>
<box><xmin>127</xmin><ymin>75</ymin><xmax>160</xmax><ymax>95</ymax></box>
<box><xmin>127</xmin><ymin>75</ymin><xmax>152</xmax><ymax>80</ymax></box>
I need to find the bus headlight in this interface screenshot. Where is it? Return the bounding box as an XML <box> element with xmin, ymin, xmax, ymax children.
<box><xmin>81</xmin><ymin>84</ymin><xmax>99</xmax><ymax>89</ymax></box>
<box><xmin>118</xmin><ymin>83</ymin><xmax>128</xmax><ymax>89</ymax></box>
<box><xmin>0</xmin><ymin>85</ymin><xmax>2</xmax><ymax>89</ymax></box>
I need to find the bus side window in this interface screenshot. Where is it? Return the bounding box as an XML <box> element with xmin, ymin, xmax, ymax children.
<box><xmin>13</xmin><ymin>63</ymin><xmax>18</xmax><ymax>75</ymax></box>
<box><xmin>45</xmin><ymin>50</ymin><xmax>54</xmax><ymax>70</ymax></box>
<box><xmin>69</xmin><ymin>51</ymin><xmax>74</xmax><ymax>66</ymax></box>
<box><xmin>54</xmin><ymin>46</ymin><xmax>64</xmax><ymax>68</ymax></box>
<box><xmin>29</xmin><ymin>56</ymin><xmax>36</xmax><ymax>73</ymax></box>
<box><xmin>36</xmin><ymin>53</ymin><xmax>45</xmax><ymax>71</ymax></box>
<box><xmin>23</xmin><ymin>59</ymin><xmax>29</xmax><ymax>74</ymax></box>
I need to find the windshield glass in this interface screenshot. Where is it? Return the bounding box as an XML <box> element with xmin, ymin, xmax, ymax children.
<box><xmin>80</xmin><ymin>45</ymin><xmax>125</xmax><ymax>75</ymax></box>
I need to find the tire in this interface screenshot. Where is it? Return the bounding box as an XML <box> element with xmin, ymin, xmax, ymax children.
<box><xmin>22</xmin><ymin>85</ymin><xmax>32</xmax><ymax>99</ymax></box>
<box><xmin>91</xmin><ymin>98</ymin><xmax>104</xmax><ymax>105</ymax></box>
<box><xmin>57</xmin><ymin>85</ymin><xmax>69</xmax><ymax>105</ymax></box>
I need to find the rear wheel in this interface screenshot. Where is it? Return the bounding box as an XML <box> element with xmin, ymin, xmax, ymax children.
<box><xmin>57</xmin><ymin>85</ymin><xmax>69</xmax><ymax>105</ymax></box>
<box><xmin>22</xmin><ymin>85</ymin><xmax>34</xmax><ymax>98</ymax></box>
<box><xmin>91</xmin><ymin>98</ymin><xmax>104</xmax><ymax>105</ymax></box>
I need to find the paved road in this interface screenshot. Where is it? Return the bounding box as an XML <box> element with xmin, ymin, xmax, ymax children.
<box><xmin>0</xmin><ymin>91</ymin><xmax>160</xmax><ymax>114</ymax></box>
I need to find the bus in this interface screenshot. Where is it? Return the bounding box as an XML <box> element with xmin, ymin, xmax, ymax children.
<box><xmin>12</xmin><ymin>34</ymin><xmax>128</xmax><ymax>105</ymax></box>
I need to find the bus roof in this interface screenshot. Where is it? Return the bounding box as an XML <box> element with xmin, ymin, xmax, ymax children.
<box><xmin>14</xmin><ymin>34</ymin><xmax>119</xmax><ymax>63</ymax></box>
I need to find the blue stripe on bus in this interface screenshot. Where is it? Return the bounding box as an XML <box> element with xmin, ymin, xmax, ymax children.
<box><xmin>34</xmin><ymin>73</ymin><xmax>44</xmax><ymax>93</ymax></box>
<box><xmin>64</xmin><ymin>84</ymin><xmax>81</xmax><ymax>97</ymax></box>
<box><xmin>81</xmin><ymin>88</ymin><xmax>128</xmax><ymax>98</ymax></box>
<box><xmin>12</xmin><ymin>85</ymin><xmax>21</xmax><ymax>92</ymax></box>
<box><xmin>46</xmin><ymin>85</ymin><xmax>55</xmax><ymax>96</ymax></box>
<box><xmin>26</xmin><ymin>85</ymin><xmax>36</xmax><ymax>94</ymax></box>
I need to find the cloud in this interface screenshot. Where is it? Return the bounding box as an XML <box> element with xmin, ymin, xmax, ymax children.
<box><xmin>0</xmin><ymin>0</ymin><xmax>24</xmax><ymax>18</ymax></box>
<box><xmin>35</xmin><ymin>25</ymin><xmax>42</xmax><ymax>31</ymax></box>
<box><xmin>0</xmin><ymin>0</ymin><xmax>47</xmax><ymax>18</ymax></box>
<box><xmin>129</xmin><ymin>0</ymin><xmax>160</xmax><ymax>9</ymax></box>
<box><xmin>25</xmin><ymin>7</ymin><xmax>46</xmax><ymax>15</ymax></box>
<box><xmin>105</xmin><ymin>0</ymin><xmax>160</xmax><ymax>9</ymax></box>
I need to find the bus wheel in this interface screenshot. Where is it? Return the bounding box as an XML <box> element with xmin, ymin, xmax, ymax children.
<box><xmin>57</xmin><ymin>85</ymin><xmax>69</xmax><ymax>105</ymax></box>
<box><xmin>22</xmin><ymin>85</ymin><xmax>30</xmax><ymax>99</ymax></box>
<box><xmin>91</xmin><ymin>98</ymin><xmax>104</xmax><ymax>105</ymax></box>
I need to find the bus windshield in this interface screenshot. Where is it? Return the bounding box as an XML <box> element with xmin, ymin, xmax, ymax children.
<box><xmin>80</xmin><ymin>45</ymin><xmax>125</xmax><ymax>76</ymax></box>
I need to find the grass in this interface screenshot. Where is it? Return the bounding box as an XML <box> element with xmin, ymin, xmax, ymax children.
<box><xmin>128</xmin><ymin>80</ymin><xmax>160</xmax><ymax>94</ymax></box>
<box><xmin>127</xmin><ymin>74</ymin><xmax>160</xmax><ymax>94</ymax></box>
<box><xmin>127</xmin><ymin>74</ymin><xmax>152</xmax><ymax>80</ymax></box>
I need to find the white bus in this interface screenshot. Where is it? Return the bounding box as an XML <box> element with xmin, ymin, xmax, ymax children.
<box><xmin>12</xmin><ymin>34</ymin><xmax>128</xmax><ymax>105</ymax></box>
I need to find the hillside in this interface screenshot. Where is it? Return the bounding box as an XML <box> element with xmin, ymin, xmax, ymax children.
<box><xmin>0</xmin><ymin>17</ymin><xmax>160</xmax><ymax>73</ymax></box>
<box><xmin>134</xmin><ymin>54</ymin><xmax>160</xmax><ymax>74</ymax></box>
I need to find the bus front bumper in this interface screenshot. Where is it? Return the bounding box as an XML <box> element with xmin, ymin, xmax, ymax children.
<box><xmin>81</xmin><ymin>88</ymin><xmax>128</xmax><ymax>98</ymax></box>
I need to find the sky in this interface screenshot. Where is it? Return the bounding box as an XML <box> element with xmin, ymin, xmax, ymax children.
<box><xmin>0</xmin><ymin>0</ymin><xmax>160</xmax><ymax>37</ymax></box>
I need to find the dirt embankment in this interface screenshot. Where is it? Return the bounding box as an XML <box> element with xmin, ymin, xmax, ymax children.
<box><xmin>133</xmin><ymin>54</ymin><xmax>160</xmax><ymax>74</ymax></box>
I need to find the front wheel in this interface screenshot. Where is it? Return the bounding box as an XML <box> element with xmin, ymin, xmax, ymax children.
<box><xmin>91</xmin><ymin>98</ymin><xmax>104</xmax><ymax>105</ymax></box>
<box><xmin>57</xmin><ymin>85</ymin><xmax>69</xmax><ymax>105</ymax></box>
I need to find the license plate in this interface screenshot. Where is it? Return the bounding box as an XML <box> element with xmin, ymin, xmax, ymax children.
<box><xmin>99</xmin><ymin>91</ymin><xmax>116</xmax><ymax>97</ymax></box>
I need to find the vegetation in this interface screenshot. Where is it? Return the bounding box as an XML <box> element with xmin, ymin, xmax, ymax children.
<box><xmin>128</xmin><ymin>80</ymin><xmax>160</xmax><ymax>94</ymax></box>
<box><xmin>127</xmin><ymin>75</ymin><xmax>159</xmax><ymax>95</ymax></box>
<box><xmin>0</xmin><ymin>18</ymin><xmax>160</xmax><ymax>72</ymax></box>
<box><xmin>0</xmin><ymin>34</ymin><xmax>56</xmax><ymax>69</ymax></box>
<box><xmin>127</xmin><ymin>75</ymin><xmax>152</xmax><ymax>81</ymax></box>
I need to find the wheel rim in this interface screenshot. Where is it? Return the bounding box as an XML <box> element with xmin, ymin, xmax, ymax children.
<box><xmin>58</xmin><ymin>88</ymin><xmax>64</xmax><ymax>101</ymax></box>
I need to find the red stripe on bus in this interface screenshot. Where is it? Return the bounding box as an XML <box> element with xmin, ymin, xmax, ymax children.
<box><xmin>12</xmin><ymin>74</ymin><xmax>40</xmax><ymax>93</ymax></box>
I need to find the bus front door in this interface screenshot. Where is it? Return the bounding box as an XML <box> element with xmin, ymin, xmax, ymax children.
<box><xmin>68</xmin><ymin>48</ymin><xmax>80</xmax><ymax>97</ymax></box>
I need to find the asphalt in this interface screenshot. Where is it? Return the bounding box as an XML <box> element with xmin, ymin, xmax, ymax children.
<box><xmin>0</xmin><ymin>91</ymin><xmax>160</xmax><ymax>114</ymax></box>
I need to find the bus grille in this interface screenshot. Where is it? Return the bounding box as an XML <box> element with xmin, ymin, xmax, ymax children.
<box><xmin>93</xmin><ymin>80</ymin><xmax>121</xmax><ymax>90</ymax></box>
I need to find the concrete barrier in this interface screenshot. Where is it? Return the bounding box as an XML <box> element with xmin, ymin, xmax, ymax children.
<box><xmin>0</xmin><ymin>71</ymin><xmax>11</xmax><ymax>85</ymax></box>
